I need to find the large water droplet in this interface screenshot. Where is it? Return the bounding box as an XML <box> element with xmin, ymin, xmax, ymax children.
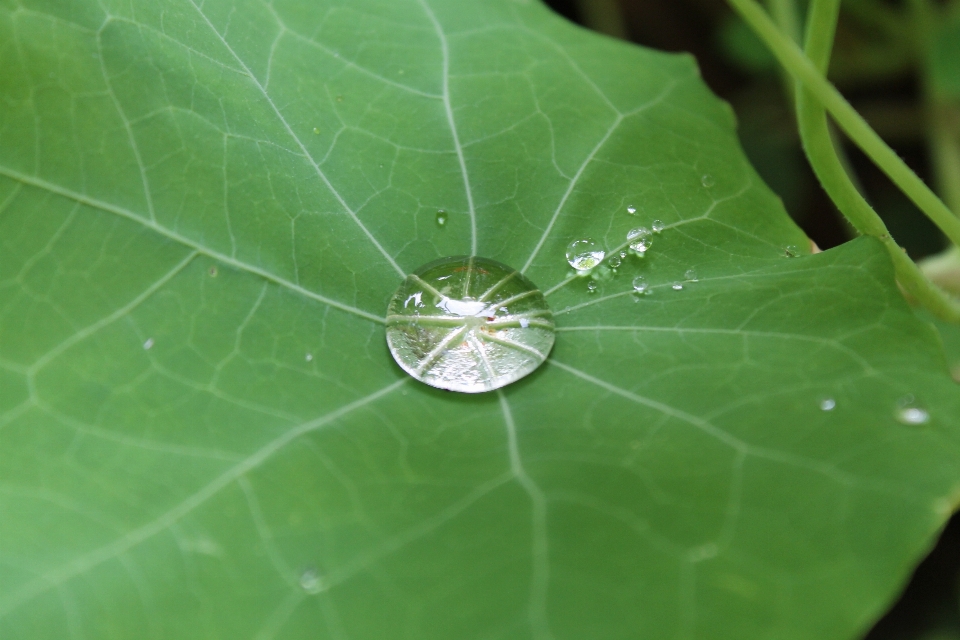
<box><xmin>566</xmin><ymin>238</ymin><xmax>605</xmax><ymax>271</ymax></box>
<box><xmin>436</xmin><ymin>210</ymin><xmax>448</xmax><ymax>226</ymax></box>
<box><xmin>701</xmin><ymin>174</ymin><xmax>715</xmax><ymax>188</ymax></box>
<box><xmin>632</xmin><ymin>276</ymin><xmax>648</xmax><ymax>293</ymax></box>
<box><xmin>386</xmin><ymin>256</ymin><xmax>555</xmax><ymax>393</ymax></box>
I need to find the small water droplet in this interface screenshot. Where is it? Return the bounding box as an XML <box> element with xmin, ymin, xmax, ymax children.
<box><xmin>619</xmin><ymin>250</ymin><xmax>627</xmax><ymax>259</ymax></box>
<box><xmin>632</xmin><ymin>276</ymin><xmax>648</xmax><ymax>293</ymax></box>
<box><xmin>626</xmin><ymin>205</ymin><xmax>637</xmax><ymax>215</ymax></box>
<box><xmin>300</xmin><ymin>568</ymin><xmax>325</xmax><ymax>594</ymax></box>
<box><xmin>305</xmin><ymin>353</ymin><xmax>313</xmax><ymax>362</ymax></box>
<box><xmin>652</xmin><ymin>219</ymin><xmax>665</xmax><ymax>233</ymax></box>
<box><xmin>701</xmin><ymin>174</ymin><xmax>715</xmax><ymax>188</ymax></box>
<box><xmin>820</xmin><ymin>398</ymin><xmax>836</xmax><ymax>411</ymax></box>
<box><xmin>386</xmin><ymin>256</ymin><xmax>555</xmax><ymax>393</ymax></box>
<box><xmin>335</xmin><ymin>95</ymin><xmax>344</xmax><ymax>102</ymax></box>
<box><xmin>208</xmin><ymin>266</ymin><xmax>218</xmax><ymax>277</ymax></box>
<box><xmin>566</xmin><ymin>238</ymin><xmax>605</xmax><ymax>271</ymax></box>
<box><xmin>896</xmin><ymin>406</ymin><xmax>930</xmax><ymax>425</ymax></box>
<box><xmin>586</xmin><ymin>280</ymin><xmax>598</xmax><ymax>293</ymax></box>
<box><xmin>627</xmin><ymin>228</ymin><xmax>652</xmax><ymax>254</ymax></box>
<box><xmin>436</xmin><ymin>210</ymin><xmax>448</xmax><ymax>226</ymax></box>
<box><xmin>608</xmin><ymin>254</ymin><xmax>621</xmax><ymax>268</ymax></box>
<box><xmin>684</xmin><ymin>269</ymin><xmax>698</xmax><ymax>282</ymax></box>
<box><xmin>312</xmin><ymin>127</ymin><xmax>320</xmax><ymax>134</ymax></box>
<box><xmin>671</xmin><ymin>282</ymin><xmax>683</xmax><ymax>291</ymax></box>
<box><xmin>143</xmin><ymin>338</ymin><xmax>154</xmax><ymax>350</ymax></box>
<box><xmin>784</xmin><ymin>245</ymin><xmax>799</xmax><ymax>258</ymax></box>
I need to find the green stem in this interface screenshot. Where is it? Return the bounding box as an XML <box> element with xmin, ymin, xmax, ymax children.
<box><xmin>729</xmin><ymin>0</ymin><xmax>960</xmax><ymax>322</ymax></box>
<box><xmin>910</xmin><ymin>0</ymin><xmax>960</xmax><ymax>216</ymax></box>
<box><xmin>727</xmin><ymin>0</ymin><xmax>960</xmax><ymax>249</ymax></box>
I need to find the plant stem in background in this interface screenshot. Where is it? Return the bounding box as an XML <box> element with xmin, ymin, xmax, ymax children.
<box><xmin>727</xmin><ymin>0</ymin><xmax>960</xmax><ymax>250</ymax></box>
<box><xmin>575</xmin><ymin>0</ymin><xmax>628</xmax><ymax>39</ymax></box>
<box><xmin>728</xmin><ymin>0</ymin><xmax>960</xmax><ymax>322</ymax></box>
<box><xmin>909</xmin><ymin>0</ymin><xmax>960</xmax><ymax>216</ymax></box>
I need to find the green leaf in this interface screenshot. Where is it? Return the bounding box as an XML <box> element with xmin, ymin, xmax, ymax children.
<box><xmin>1</xmin><ymin>1</ymin><xmax>958</xmax><ymax>638</ymax></box>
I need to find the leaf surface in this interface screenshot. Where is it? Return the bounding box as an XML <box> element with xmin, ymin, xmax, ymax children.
<box><xmin>1</xmin><ymin>1</ymin><xmax>959</xmax><ymax>638</ymax></box>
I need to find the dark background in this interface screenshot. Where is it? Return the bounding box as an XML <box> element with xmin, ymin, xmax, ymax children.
<box><xmin>540</xmin><ymin>1</ymin><xmax>960</xmax><ymax>638</ymax></box>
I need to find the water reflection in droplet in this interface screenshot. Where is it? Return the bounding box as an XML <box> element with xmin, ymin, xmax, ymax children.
<box><xmin>566</xmin><ymin>238</ymin><xmax>605</xmax><ymax>271</ymax></box>
<box><xmin>386</xmin><ymin>256</ymin><xmax>555</xmax><ymax>393</ymax></box>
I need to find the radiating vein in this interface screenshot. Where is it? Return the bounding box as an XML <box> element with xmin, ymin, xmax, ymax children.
<box><xmin>0</xmin><ymin>167</ymin><xmax>385</xmax><ymax>324</ymax></box>
<box><xmin>185</xmin><ymin>0</ymin><xmax>406</xmax><ymax>278</ymax></box>
<box><xmin>547</xmin><ymin>359</ymin><xmax>905</xmax><ymax>490</ymax></box>
<box><xmin>556</xmin><ymin>325</ymin><xmax>877</xmax><ymax>374</ymax></box>
<box><xmin>418</xmin><ymin>0</ymin><xmax>478</xmax><ymax>255</ymax></box>
<box><xmin>0</xmin><ymin>379</ymin><xmax>406</xmax><ymax>617</ymax></box>
<box><xmin>522</xmin><ymin>113</ymin><xmax>623</xmax><ymax>274</ymax></box>
<box><xmin>27</xmin><ymin>251</ymin><xmax>197</xmax><ymax>376</ymax></box>
<box><xmin>497</xmin><ymin>391</ymin><xmax>553</xmax><ymax>640</ymax></box>
<box><xmin>521</xmin><ymin>83</ymin><xmax>677</xmax><ymax>274</ymax></box>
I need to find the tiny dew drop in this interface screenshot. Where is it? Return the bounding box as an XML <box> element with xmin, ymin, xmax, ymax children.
<box><xmin>305</xmin><ymin>353</ymin><xmax>314</xmax><ymax>362</ymax></box>
<box><xmin>896</xmin><ymin>406</ymin><xmax>930</xmax><ymax>425</ymax></box>
<box><xmin>784</xmin><ymin>245</ymin><xmax>799</xmax><ymax>258</ymax></box>
<box><xmin>566</xmin><ymin>238</ymin><xmax>605</xmax><ymax>271</ymax></box>
<box><xmin>208</xmin><ymin>266</ymin><xmax>218</xmax><ymax>277</ymax></box>
<box><xmin>299</xmin><ymin>568</ymin><xmax>325</xmax><ymax>594</ymax></box>
<box><xmin>608</xmin><ymin>254</ymin><xmax>621</xmax><ymax>269</ymax></box>
<box><xmin>701</xmin><ymin>174</ymin><xmax>715</xmax><ymax>188</ymax></box>
<box><xmin>632</xmin><ymin>276</ymin><xmax>648</xmax><ymax>293</ymax></box>
<box><xmin>820</xmin><ymin>398</ymin><xmax>836</xmax><ymax>411</ymax></box>
<box><xmin>435</xmin><ymin>210</ymin><xmax>448</xmax><ymax>226</ymax></box>
<box><xmin>587</xmin><ymin>280</ymin><xmax>598</xmax><ymax>293</ymax></box>
<box><xmin>671</xmin><ymin>282</ymin><xmax>683</xmax><ymax>291</ymax></box>
<box><xmin>312</xmin><ymin>127</ymin><xmax>320</xmax><ymax>134</ymax></box>
<box><xmin>652</xmin><ymin>220</ymin><xmax>665</xmax><ymax>233</ymax></box>
<box><xmin>684</xmin><ymin>269</ymin><xmax>698</xmax><ymax>282</ymax></box>
<box><xmin>386</xmin><ymin>256</ymin><xmax>555</xmax><ymax>393</ymax></box>
<box><xmin>626</xmin><ymin>205</ymin><xmax>637</xmax><ymax>215</ymax></box>
<box><xmin>143</xmin><ymin>338</ymin><xmax>154</xmax><ymax>350</ymax></box>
